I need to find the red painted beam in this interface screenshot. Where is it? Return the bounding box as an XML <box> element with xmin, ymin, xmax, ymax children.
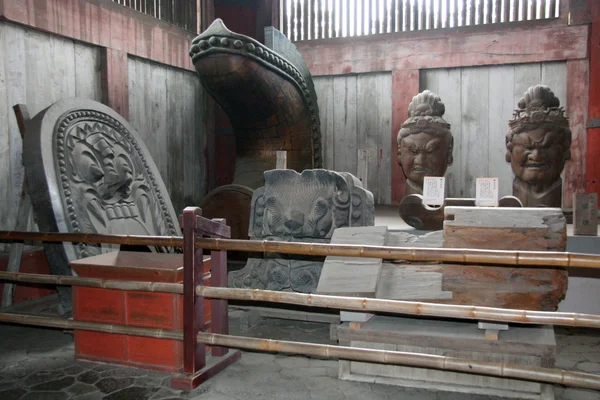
<box><xmin>564</xmin><ymin>59</ymin><xmax>589</xmax><ymax>209</ymax></box>
<box><xmin>0</xmin><ymin>0</ymin><xmax>196</xmax><ymax>71</ymax></box>
<box><xmin>101</xmin><ymin>48</ymin><xmax>129</xmax><ymax>120</ymax></box>
<box><xmin>587</xmin><ymin>0</ymin><xmax>600</xmax><ymax>204</ymax></box>
<box><xmin>391</xmin><ymin>70</ymin><xmax>419</xmax><ymax>205</ymax></box>
<box><xmin>296</xmin><ymin>24</ymin><xmax>589</xmax><ymax>75</ymax></box>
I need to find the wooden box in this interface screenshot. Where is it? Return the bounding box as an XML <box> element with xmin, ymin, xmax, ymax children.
<box><xmin>337</xmin><ymin>316</ymin><xmax>556</xmax><ymax>400</ymax></box>
<box><xmin>71</xmin><ymin>251</ymin><xmax>211</xmax><ymax>372</ymax></box>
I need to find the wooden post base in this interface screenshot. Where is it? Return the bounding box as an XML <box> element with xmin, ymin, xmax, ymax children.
<box><xmin>170</xmin><ymin>349</ymin><xmax>242</xmax><ymax>391</ymax></box>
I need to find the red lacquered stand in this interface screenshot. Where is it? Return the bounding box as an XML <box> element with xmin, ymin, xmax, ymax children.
<box><xmin>71</xmin><ymin>251</ymin><xmax>211</xmax><ymax>372</ymax></box>
<box><xmin>170</xmin><ymin>207</ymin><xmax>241</xmax><ymax>390</ymax></box>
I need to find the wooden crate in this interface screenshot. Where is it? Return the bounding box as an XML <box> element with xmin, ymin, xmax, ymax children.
<box><xmin>71</xmin><ymin>251</ymin><xmax>211</xmax><ymax>372</ymax></box>
<box><xmin>337</xmin><ymin>316</ymin><xmax>556</xmax><ymax>400</ymax></box>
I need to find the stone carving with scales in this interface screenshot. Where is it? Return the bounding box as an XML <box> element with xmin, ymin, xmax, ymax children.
<box><xmin>229</xmin><ymin>169</ymin><xmax>374</xmax><ymax>293</ymax></box>
<box><xmin>24</xmin><ymin>99</ymin><xmax>181</xmax><ymax>312</ymax></box>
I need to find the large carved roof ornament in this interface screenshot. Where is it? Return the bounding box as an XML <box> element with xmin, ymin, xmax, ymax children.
<box><xmin>190</xmin><ymin>19</ymin><xmax>322</xmax><ymax>189</ymax></box>
<box><xmin>23</xmin><ymin>99</ymin><xmax>181</xmax><ymax>311</ymax></box>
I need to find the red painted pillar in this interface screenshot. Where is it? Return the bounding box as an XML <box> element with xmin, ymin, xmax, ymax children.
<box><xmin>586</xmin><ymin>1</ymin><xmax>600</xmax><ymax>205</ymax></box>
<box><xmin>101</xmin><ymin>48</ymin><xmax>129</xmax><ymax>119</ymax></box>
<box><xmin>391</xmin><ymin>69</ymin><xmax>419</xmax><ymax>205</ymax></box>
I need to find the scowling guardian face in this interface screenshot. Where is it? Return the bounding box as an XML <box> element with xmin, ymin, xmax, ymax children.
<box><xmin>509</xmin><ymin>127</ymin><xmax>567</xmax><ymax>187</ymax></box>
<box><xmin>398</xmin><ymin>131</ymin><xmax>451</xmax><ymax>184</ymax></box>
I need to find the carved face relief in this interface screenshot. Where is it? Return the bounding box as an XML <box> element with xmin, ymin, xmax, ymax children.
<box><xmin>398</xmin><ymin>132</ymin><xmax>450</xmax><ymax>184</ymax></box>
<box><xmin>509</xmin><ymin>127</ymin><xmax>567</xmax><ymax>186</ymax></box>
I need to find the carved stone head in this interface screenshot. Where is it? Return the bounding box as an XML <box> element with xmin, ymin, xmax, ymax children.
<box><xmin>505</xmin><ymin>85</ymin><xmax>571</xmax><ymax>207</ymax></box>
<box><xmin>397</xmin><ymin>90</ymin><xmax>454</xmax><ymax>196</ymax></box>
<box><xmin>249</xmin><ymin>169</ymin><xmax>374</xmax><ymax>240</ymax></box>
<box><xmin>24</xmin><ymin>99</ymin><xmax>180</xmax><ymax>263</ymax></box>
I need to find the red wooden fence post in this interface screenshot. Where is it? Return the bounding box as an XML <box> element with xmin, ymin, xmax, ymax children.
<box><xmin>209</xmin><ymin>218</ymin><xmax>229</xmax><ymax>357</ymax></box>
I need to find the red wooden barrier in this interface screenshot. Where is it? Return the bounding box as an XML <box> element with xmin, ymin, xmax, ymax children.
<box><xmin>171</xmin><ymin>207</ymin><xmax>240</xmax><ymax>390</ymax></box>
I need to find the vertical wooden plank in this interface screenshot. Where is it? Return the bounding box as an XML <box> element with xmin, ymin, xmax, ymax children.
<box><xmin>357</xmin><ymin>74</ymin><xmax>378</xmax><ymax>196</ymax></box>
<box><xmin>333</xmin><ymin>76</ymin><xmax>358</xmax><ymax>174</ymax></box>
<box><xmin>564</xmin><ymin>59</ymin><xmax>589</xmax><ymax>209</ymax></box>
<box><xmin>412</xmin><ymin>0</ymin><xmax>418</xmax><ymax>29</ymax></box>
<box><xmin>101</xmin><ymin>48</ymin><xmax>129</xmax><ymax>119</ymax></box>
<box><xmin>461</xmin><ymin>66</ymin><xmax>490</xmax><ymax>198</ymax></box>
<box><xmin>166</xmin><ymin>69</ymin><xmax>184</xmax><ymax>213</ymax></box>
<box><xmin>150</xmin><ymin>63</ymin><xmax>169</xmax><ymax>180</ymax></box>
<box><xmin>513</xmin><ymin>63</ymin><xmax>542</xmax><ymax>109</ymax></box>
<box><xmin>390</xmin><ymin>0</ymin><xmax>397</xmax><ymax>32</ymax></box>
<box><xmin>377</xmin><ymin>72</ymin><xmax>393</xmax><ymax>204</ymax></box>
<box><xmin>541</xmin><ymin>62</ymin><xmax>567</xmax><ymax>106</ymax></box>
<box><xmin>4</xmin><ymin>24</ymin><xmax>26</xmax><ymax>236</ymax></box>
<box><xmin>434</xmin><ymin>0</ymin><xmax>441</xmax><ymax>28</ymax></box>
<box><xmin>493</xmin><ymin>0</ymin><xmax>501</xmax><ymax>22</ymax></box>
<box><xmin>0</xmin><ymin>24</ymin><xmax>10</xmax><ymax>237</ymax></box>
<box><xmin>502</xmin><ymin>0</ymin><xmax>509</xmax><ymax>21</ymax></box>
<box><xmin>303</xmin><ymin>0</ymin><xmax>309</xmax><ymax>40</ymax></box>
<box><xmin>357</xmin><ymin>149</ymin><xmax>369</xmax><ymax>189</ymax></box>
<box><xmin>425</xmin><ymin>68</ymin><xmax>464</xmax><ymax>198</ymax></box>
<box><xmin>451</xmin><ymin>0</ymin><xmax>457</xmax><ymax>26</ymax></box>
<box><xmin>313</xmin><ymin>76</ymin><xmax>335</xmax><ymax>169</ymax></box>
<box><xmin>403</xmin><ymin>0</ymin><xmax>409</xmax><ymax>30</ymax></box>
<box><xmin>488</xmin><ymin>65</ymin><xmax>515</xmax><ymax>198</ymax></box>
<box><xmin>531</xmin><ymin>0</ymin><xmax>537</xmax><ymax>19</ymax></box>
<box><xmin>374</xmin><ymin>0</ymin><xmax>380</xmax><ymax>34</ymax></box>
<box><xmin>460</xmin><ymin>0</ymin><xmax>466</xmax><ymax>26</ymax></box>
<box><xmin>548</xmin><ymin>0</ymin><xmax>556</xmax><ymax>18</ymax></box>
<box><xmin>420</xmin><ymin>0</ymin><xmax>426</xmax><ymax>29</ymax></box>
<box><xmin>477</xmin><ymin>0</ymin><xmax>484</xmax><ymax>23</ymax></box>
<box><xmin>364</xmin><ymin>0</ymin><xmax>370</xmax><ymax>35</ymax></box>
<box><xmin>512</xmin><ymin>0</ymin><xmax>519</xmax><ymax>21</ymax></box>
<box><xmin>355</xmin><ymin>0</ymin><xmax>361</xmax><ymax>35</ymax></box>
<box><xmin>391</xmin><ymin>69</ymin><xmax>419</xmax><ymax>204</ymax></box>
<box><xmin>74</xmin><ymin>44</ymin><xmax>102</xmax><ymax>101</ymax></box>
<box><xmin>470</xmin><ymin>0</ymin><xmax>476</xmax><ymax>24</ymax></box>
<box><xmin>485</xmin><ymin>0</ymin><xmax>492</xmax><ymax>23</ymax></box>
<box><xmin>345</xmin><ymin>0</ymin><xmax>350</xmax><ymax>36</ymax></box>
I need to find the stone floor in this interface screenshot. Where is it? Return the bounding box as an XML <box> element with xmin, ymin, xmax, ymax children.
<box><xmin>0</xmin><ymin>308</ymin><xmax>599</xmax><ymax>400</ymax></box>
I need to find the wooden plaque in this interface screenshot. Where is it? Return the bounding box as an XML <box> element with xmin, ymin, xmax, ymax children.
<box><xmin>573</xmin><ymin>193</ymin><xmax>598</xmax><ymax>236</ymax></box>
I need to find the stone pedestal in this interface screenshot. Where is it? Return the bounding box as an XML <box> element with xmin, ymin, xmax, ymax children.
<box><xmin>71</xmin><ymin>251</ymin><xmax>211</xmax><ymax>372</ymax></box>
<box><xmin>337</xmin><ymin>316</ymin><xmax>556</xmax><ymax>399</ymax></box>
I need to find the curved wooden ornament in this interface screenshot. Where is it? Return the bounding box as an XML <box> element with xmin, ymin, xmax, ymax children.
<box><xmin>399</xmin><ymin>195</ymin><xmax>524</xmax><ymax>230</ymax></box>
<box><xmin>199</xmin><ymin>184</ymin><xmax>253</xmax><ymax>262</ymax></box>
<box><xmin>190</xmin><ymin>19</ymin><xmax>322</xmax><ymax>190</ymax></box>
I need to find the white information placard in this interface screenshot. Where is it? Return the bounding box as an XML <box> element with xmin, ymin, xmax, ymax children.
<box><xmin>475</xmin><ymin>177</ymin><xmax>499</xmax><ymax>207</ymax></box>
<box><xmin>422</xmin><ymin>177</ymin><xmax>445</xmax><ymax>206</ymax></box>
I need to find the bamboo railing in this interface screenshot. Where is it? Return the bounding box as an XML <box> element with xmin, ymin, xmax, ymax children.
<box><xmin>0</xmin><ymin>271</ymin><xmax>183</xmax><ymax>294</ymax></box>
<box><xmin>0</xmin><ymin>312</ymin><xmax>183</xmax><ymax>341</ymax></box>
<box><xmin>197</xmin><ymin>286</ymin><xmax>600</xmax><ymax>329</ymax></box>
<box><xmin>2</xmin><ymin>230</ymin><xmax>599</xmax><ymax>270</ymax></box>
<box><xmin>197</xmin><ymin>332</ymin><xmax>600</xmax><ymax>390</ymax></box>
<box><xmin>2</xmin><ymin>271</ymin><xmax>600</xmax><ymax>329</ymax></box>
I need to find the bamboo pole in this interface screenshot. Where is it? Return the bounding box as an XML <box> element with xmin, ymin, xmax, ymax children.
<box><xmin>2</xmin><ymin>231</ymin><xmax>600</xmax><ymax>270</ymax></box>
<box><xmin>197</xmin><ymin>332</ymin><xmax>600</xmax><ymax>391</ymax></box>
<box><xmin>0</xmin><ymin>271</ymin><xmax>183</xmax><ymax>294</ymax></box>
<box><xmin>197</xmin><ymin>286</ymin><xmax>600</xmax><ymax>329</ymax></box>
<box><xmin>0</xmin><ymin>312</ymin><xmax>183</xmax><ymax>340</ymax></box>
<box><xmin>0</xmin><ymin>230</ymin><xmax>183</xmax><ymax>248</ymax></box>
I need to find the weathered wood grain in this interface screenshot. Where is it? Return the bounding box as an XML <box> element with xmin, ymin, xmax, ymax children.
<box><xmin>0</xmin><ymin>22</ymin><xmax>102</xmax><ymax>250</ymax></box>
<box><xmin>296</xmin><ymin>25</ymin><xmax>588</xmax><ymax>76</ymax></box>
<box><xmin>127</xmin><ymin>57</ymin><xmax>206</xmax><ymax>214</ymax></box>
<box><xmin>391</xmin><ymin>69</ymin><xmax>418</xmax><ymax>204</ymax></box>
<box><xmin>573</xmin><ymin>193</ymin><xmax>598</xmax><ymax>236</ymax></box>
<box><xmin>313</xmin><ymin>73</ymin><xmax>392</xmax><ymax>204</ymax></box>
<box><xmin>317</xmin><ymin>226</ymin><xmax>388</xmax><ymax>297</ymax></box>
<box><xmin>1</xmin><ymin>0</ymin><xmax>195</xmax><ymax>71</ymax></box>
<box><xmin>564</xmin><ymin>59</ymin><xmax>589</xmax><ymax>209</ymax></box>
<box><xmin>443</xmin><ymin>206</ymin><xmax>567</xmax><ymax>251</ymax></box>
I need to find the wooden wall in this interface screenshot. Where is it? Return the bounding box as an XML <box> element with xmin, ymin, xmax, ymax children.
<box><xmin>0</xmin><ymin>21</ymin><xmax>102</xmax><ymax>250</ymax></box>
<box><xmin>128</xmin><ymin>57</ymin><xmax>207</xmax><ymax>215</ymax></box>
<box><xmin>420</xmin><ymin>62</ymin><xmax>568</xmax><ymax>198</ymax></box>
<box><xmin>314</xmin><ymin>73</ymin><xmax>393</xmax><ymax>204</ymax></box>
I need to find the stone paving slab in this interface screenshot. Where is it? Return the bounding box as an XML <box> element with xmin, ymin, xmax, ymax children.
<box><xmin>0</xmin><ymin>316</ymin><xmax>598</xmax><ymax>399</ymax></box>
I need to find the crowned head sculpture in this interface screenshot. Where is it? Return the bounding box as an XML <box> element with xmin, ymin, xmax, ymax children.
<box><xmin>505</xmin><ymin>85</ymin><xmax>571</xmax><ymax>207</ymax></box>
<box><xmin>397</xmin><ymin>90</ymin><xmax>454</xmax><ymax>198</ymax></box>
